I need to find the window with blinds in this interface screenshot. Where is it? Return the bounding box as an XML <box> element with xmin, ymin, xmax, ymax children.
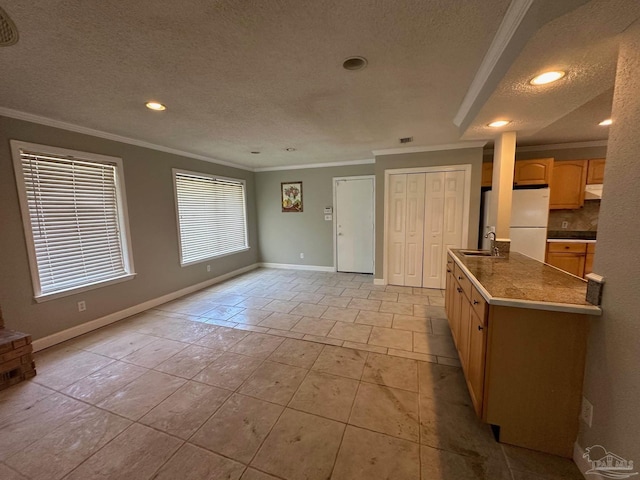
<box><xmin>174</xmin><ymin>170</ymin><xmax>248</xmax><ymax>265</ymax></box>
<box><xmin>11</xmin><ymin>141</ymin><xmax>135</xmax><ymax>300</ymax></box>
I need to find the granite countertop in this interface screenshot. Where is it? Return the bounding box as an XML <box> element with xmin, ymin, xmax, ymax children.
<box><xmin>449</xmin><ymin>249</ymin><xmax>601</xmax><ymax>315</ymax></box>
<box><xmin>547</xmin><ymin>230</ymin><xmax>597</xmax><ymax>240</ymax></box>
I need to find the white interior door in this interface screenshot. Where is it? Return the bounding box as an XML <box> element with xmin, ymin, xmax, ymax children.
<box><xmin>388</xmin><ymin>174</ymin><xmax>407</xmax><ymax>285</ymax></box>
<box><xmin>335</xmin><ymin>177</ymin><xmax>374</xmax><ymax>273</ymax></box>
<box><xmin>439</xmin><ymin>171</ymin><xmax>466</xmax><ymax>287</ymax></box>
<box><xmin>404</xmin><ymin>174</ymin><xmax>426</xmax><ymax>287</ymax></box>
<box><xmin>422</xmin><ymin>172</ymin><xmax>445</xmax><ymax>288</ymax></box>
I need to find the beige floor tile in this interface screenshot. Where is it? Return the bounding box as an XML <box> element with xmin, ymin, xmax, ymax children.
<box><xmin>241</xmin><ymin>468</ymin><xmax>280</xmax><ymax>480</ymax></box>
<box><xmin>208</xmin><ymin>293</ymin><xmax>247</xmax><ymax>306</ymax></box>
<box><xmin>0</xmin><ymin>382</ymin><xmax>55</xmax><ymax>423</ymax></box>
<box><xmin>302</xmin><ymin>334</ymin><xmax>344</xmax><ymax>346</ymax></box>
<box><xmin>121</xmin><ymin>338</ymin><xmax>188</xmax><ymax>368</ymax></box>
<box><xmin>86</xmin><ymin>332</ymin><xmax>160</xmax><ymax>360</ymax></box>
<box><xmin>193</xmin><ymin>351</ymin><xmax>262</xmax><ymax>390</ymax></box>
<box><xmin>97</xmin><ymin>370</ymin><xmax>186</xmax><ymax>420</ymax></box>
<box><xmin>5</xmin><ymin>407</ymin><xmax>130</xmax><ymax>480</ymax></box>
<box><xmin>431</xmin><ymin>317</ymin><xmax>453</xmax><ymax>336</ymax></box>
<box><xmin>315</xmin><ymin>286</ymin><xmax>345</xmax><ymax>296</ymax></box>
<box><xmin>264</xmin><ymin>290</ymin><xmax>298</xmax><ymax>301</ymax></box>
<box><xmin>234</xmin><ymin>324</ymin><xmax>269</xmax><ymax>333</ymax></box>
<box><xmin>229</xmin><ymin>332</ymin><xmax>284</xmax><ymax>359</ymax></box>
<box><xmin>257</xmin><ymin>312</ymin><xmax>301</xmax><ymax>330</ymax></box>
<box><xmin>332</xmin><ymin>425</ymin><xmax>420</xmax><ymax>480</ymax></box>
<box><xmin>362</xmin><ymin>352</ymin><xmax>418</xmax><ymax>392</ymax></box>
<box><xmin>413</xmin><ymin>332</ymin><xmax>457</xmax><ymax>358</ymax></box>
<box><xmin>191</xmin><ymin>393</ymin><xmax>283</xmax><ymax>463</ymax></box>
<box><xmin>193</xmin><ymin>326</ymin><xmax>249</xmax><ymax>350</ymax></box>
<box><xmin>385</xmin><ymin>285</ymin><xmax>414</xmax><ymax>294</ymax></box>
<box><xmin>267</xmin><ymin>338</ymin><xmax>324</xmax><ymax>368</ymax></box>
<box><xmin>153</xmin><ymin>443</ymin><xmax>245</xmax><ymax>480</ymax></box>
<box><xmin>0</xmin><ymin>464</ymin><xmax>27</xmax><ymax>480</ymax></box>
<box><xmin>318</xmin><ymin>295</ymin><xmax>352</xmax><ymax>307</ymax></box>
<box><xmin>413</xmin><ymin>304</ymin><xmax>447</xmax><ymax>319</ymax></box>
<box><xmin>347</xmin><ymin>298</ymin><xmax>381</xmax><ymax>311</ymax></box>
<box><xmin>291</xmin><ymin>283</ymin><xmax>320</xmax><ymax>293</ymax></box>
<box><xmin>437</xmin><ymin>356</ymin><xmax>462</xmax><ymax>367</ymax></box>
<box><xmin>392</xmin><ymin>314</ymin><xmax>432</xmax><ymax>333</ymax></box>
<box><xmin>289</xmin><ymin>371</ymin><xmax>358</xmax><ymax>422</ymax></box>
<box><xmin>418</xmin><ymin>361</ymin><xmax>469</xmax><ymax>402</ymax></box>
<box><xmin>412</xmin><ymin>287</ymin><xmax>443</xmax><ymax>296</ymax></box>
<box><xmin>428</xmin><ymin>295</ymin><xmax>445</xmax><ymax>306</ymax></box>
<box><xmin>205</xmin><ymin>318</ymin><xmax>239</xmax><ymax>328</ymax></box>
<box><xmin>140</xmin><ymin>381</ymin><xmax>230</xmax><ymax>439</ymax></box>
<box><xmin>229</xmin><ymin>309</ymin><xmax>273</xmax><ymax>325</ymax></box>
<box><xmin>312</xmin><ymin>345</ymin><xmax>367</xmax><ymax>379</ymax></box>
<box><xmin>0</xmin><ymin>393</ymin><xmax>88</xmax><ymax>461</ymax></box>
<box><xmin>420</xmin><ymin>444</ymin><xmax>512</xmax><ymax>480</ymax></box>
<box><xmin>502</xmin><ymin>444</ymin><xmax>585</xmax><ymax>480</ymax></box>
<box><xmin>134</xmin><ymin>318</ymin><xmax>217</xmax><ymax>343</ymax></box>
<box><xmin>34</xmin><ymin>348</ymin><xmax>114</xmax><ymax>390</ymax></box>
<box><xmin>262</xmin><ymin>299</ymin><xmax>299</xmax><ymax>313</ymax></box>
<box><xmin>251</xmin><ymin>409</ymin><xmax>345</xmax><ymax>480</ymax></box>
<box><xmin>388</xmin><ymin>348</ymin><xmax>437</xmax><ymax>363</ymax></box>
<box><xmin>64</xmin><ymin>423</ymin><xmax>181</xmax><ymax>480</ymax></box>
<box><xmin>328</xmin><ymin>322</ymin><xmax>372</xmax><ymax>343</ymax></box>
<box><xmin>355</xmin><ymin>310</ymin><xmax>394</xmax><ymax>328</ymax></box>
<box><xmin>379</xmin><ymin>301</ymin><xmax>414</xmax><ymax>315</ymax></box>
<box><xmin>62</xmin><ymin>361</ymin><xmax>147</xmax><ymax>404</ymax></box>
<box><xmin>291</xmin><ymin>317</ymin><xmax>336</xmax><ymax>336</ymax></box>
<box><xmin>154</xmin><ymin>344</ymin><xmax>223</xmax><ymax>378</ymax></box>
<box><xmin>291</xmin><ymin>292</ymin><xmax>324</xmax><ymax>303</ymax></box>
<box><xmin>366</xmin><ymin>291</ymin><xmax>399</xmax><ymax>302</ymax></box>
<box><xmin>290</xmin><ymin>302</ymin><xmax>328</xmax><ymax>318</ymax></box>
<box><xmin>397</xmin><ymin>293</ymin><xmax>431</xmax><ymax>305</ymax></box>
<box><xmin>201</xmin><ymin>304</ymin><xmax>244</xmax><ymax>321</ymax></box>
<box><xmin>235</xmin><ymin>296</ymin><xmax>273</xmax><ymax>309</ymax></box>
<box><xmin>238</xmin><ymin>361</ymin><xmax>307</xmax><ymax>405</ymax></box>
<box><xmin>266</xmin><ymin>328</ymin><xmax>305</xmax><ymax>339</ymax></box>
<box><xmin>341</xmin><ymin>341</ymin><xmax>387</xmax><ymax>354</ymax></box>
<box><xmin>340</xmin><ymin>288</ymin><xmax>370</xmax><ymax>299</ymax></box>
<box><xmin>368</xmin><ymin>326</ymin><xmax>413</xmax><ymax>351</ymax></box>
<box><xmin>321</xmin><ymin>306</ymin><xmax>359</xmax><ymax>322</ymax></box>
<box><xmin>349</xmin><ymin>382</ymin><xmax>419</xmax><ymax>442</ymax></box>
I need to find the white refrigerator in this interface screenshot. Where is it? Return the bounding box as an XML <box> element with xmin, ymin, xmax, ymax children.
<box><xmin>482</xmin><ymin>188</ymin><xmax>550</xmax><ymax>262</ymax></box>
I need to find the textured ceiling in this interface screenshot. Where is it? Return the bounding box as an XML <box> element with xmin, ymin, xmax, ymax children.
<box><xmin>461</xmin><ymin>0</ymin><xmax>640</xmax><ymax>145</ymax></box>
<box><xmin>1</xmin><ymin>1</ymin><xmax>636</xmax><ymax>168</ymax></box>
<box><xmin>0</xmin><ymin>0</ymin><xmax>510</xmax><ymax>168</ymax></box>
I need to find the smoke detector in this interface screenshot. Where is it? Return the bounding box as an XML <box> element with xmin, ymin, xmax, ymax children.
<box><xmin>0</xmin><ymin>7</ymin><xmax>18</xmax><ymax>46</ymax></box>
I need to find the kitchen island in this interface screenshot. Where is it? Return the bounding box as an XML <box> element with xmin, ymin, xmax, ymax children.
<box><xmin>445</xmin><ymin>249</ymin><xmax>600</xmax><ymax>458</ymax></box>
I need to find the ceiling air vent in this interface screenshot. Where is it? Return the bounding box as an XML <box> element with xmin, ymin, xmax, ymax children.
<box><xmin>0</xmin><ymin>7</ymin><xmax>18</xmax><ymax>46</ymax></box>
<box><xmin>399</xmin><ymin>136</ymin><xmax>413</xmax><ymax>144</ymax></box>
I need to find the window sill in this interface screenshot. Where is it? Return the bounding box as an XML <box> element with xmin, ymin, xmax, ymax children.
<box><xmin>180</xmin><ymin>247</ymin><xmax>251</xmax><ymax>267</ymax></box>
<box><xmin>34</xmin><ymin>273</ymin><xmax>137</xmax><ymax>303</ymax></box>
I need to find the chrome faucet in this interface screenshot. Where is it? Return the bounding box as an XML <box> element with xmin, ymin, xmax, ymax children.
<box><xmin>484</xmin><ymin>231</ymin><xmax>500</xmax><ymax>257</ymax></box>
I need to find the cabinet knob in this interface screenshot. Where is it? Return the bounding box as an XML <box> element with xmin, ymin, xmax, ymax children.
<box><xmin>457</xmin><ymin>276</ymin><xmax>463</xmax><ymax>280</ymax></box>
<box><xmin>456</xmin><ymin>287</ymin><xmax>462</xmax><ymax>293</ymax></box>
<box><xmin>446</xmin><ymin>268</ymin><xmax>451</xmax><ymax>273</ymax></box>
<box><xmin>478</xmin><ymin>325</ymin><xmax>484</xmax><ymax>331</ymax></box>
<box><xmin>473</xmin><ymin>300</ymin><xmax>479</xmax><ymax>305</ymax></box>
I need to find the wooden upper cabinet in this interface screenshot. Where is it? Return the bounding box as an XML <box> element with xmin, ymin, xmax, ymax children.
<box><xmin>587</xmin><ymin>158</ymin><xmax>606</xmax><ymax>184</ymax></box>
<box><xmin>549</xmin><ymin>160</ymin><xmax>588</xmax><ymax>209</ymax></box>
<box><xmin>513</xmin><ymin>158</ymin><xmax>553</xmax><ymax>186</ymax></box>
<box><xmin>481</xmin><ymin>162</ymin><xmax>493</xmax><ymax>187</ymax></box>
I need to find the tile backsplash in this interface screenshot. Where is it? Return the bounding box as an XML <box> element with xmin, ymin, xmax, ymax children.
<box><xmin>548</xmin><ymin>200</ymin><xmax>600</xmax><ymax>231</ymax></box>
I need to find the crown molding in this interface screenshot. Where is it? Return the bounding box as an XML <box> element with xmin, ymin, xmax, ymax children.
<box><xmin>254</xmin><ymin>158</ymin><xmax>374</xmax><ymax>172</ymax></box>
<box><xmin>0</xmin><ymin>107</ymin><xmax>253</xmax><ymax>171</ymax></box>
<box><xmin>372</xmin><ymin>141</ymin><xmax>486</xmax><ymax>156</ymax></box>
<box><xmin>483</xmin><ymin>140</ymin><xmax>608</xmax><ymax>155</ymax></box>
<box><xmin>453</xmin><ymin>0</ymin><xmax>535</xmax><ymax>127</ymax></box>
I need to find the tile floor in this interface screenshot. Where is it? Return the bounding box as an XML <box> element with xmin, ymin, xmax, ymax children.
<box><xmin>0</xmin><ymin>268</ymin><xmax>584</xmax><ymax>479</ymax></box>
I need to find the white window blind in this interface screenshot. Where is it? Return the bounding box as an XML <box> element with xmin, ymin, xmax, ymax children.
<box><xmin>12</xmin><ymin>142</ymin><xmax>134</xmax><ymax>299</ymax></box>
<box><xmin>174</xmin><ymin>171</ymin><xmax>248</xmax><ymax>265</ymax></box>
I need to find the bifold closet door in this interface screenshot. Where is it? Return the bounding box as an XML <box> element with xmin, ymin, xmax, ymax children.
<box><xmin>388</xmin><ymin>174</ymin><xmax>407</xmax><ymax>286</ymax></box>
<box><xmin>404</xmin><ymin>174</ymin><xmax>426</xmax><ymax>287</ymax></box>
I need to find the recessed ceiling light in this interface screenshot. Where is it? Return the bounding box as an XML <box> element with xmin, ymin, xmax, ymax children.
<box><xmin>530</xmin><ymin>71</ymin><xmax>566</xmax><ymax>85</ymax></box>
<box><xmin>598</xmin><ymin>118</ymin><xmax>612</xmax><ymax>126</ymax></box>
<box><xmin>343</xmin><ymin>56</ymin><xmax>368</xmax><ymax>71</ymax></box>
<box><xmin>285</xmin><ymin>147</ymin><xmax>296</xmax><ymax>152</ymax></box>
<box><xmin>488</xmin><ymin>120</ymin><xmax>512</xmax><ymax>128</ymax></box>
<box><xmin>145</xmin><ymin>101</ymin><xmax>166</xmax><ymax>111</ymax></box>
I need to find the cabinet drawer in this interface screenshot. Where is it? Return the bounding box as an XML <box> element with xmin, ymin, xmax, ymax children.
<box><xmin>454</xmin><ymin>263</ymin><xmax>472</xmax><ymax>300</ymax></box>
<box><xmin>547</xmin><ymin>242</ymin><xmax>587</xmax><ymax>253</ymax></box>
<box><xmin>470</xmin><ymin>286</ymin><xmax>487</xmax><ymax>325</ymax></box>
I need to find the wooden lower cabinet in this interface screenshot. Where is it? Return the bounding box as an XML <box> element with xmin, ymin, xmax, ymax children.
<box><xmin>445</xmin><ymin>252</ymin><xmax>589</xmax><ymax>458</ymax></box>
<box><xmin>545</xmin><ymin>241</ymin><xmax>595</xmax><ymax>278</ymax></box>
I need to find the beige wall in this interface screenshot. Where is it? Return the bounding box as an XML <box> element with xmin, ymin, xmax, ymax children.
<box><xmin>577</xmin><ymin>21</ymin><xmax>640</xmax><ymax>464</ymax></box>
<box><xmin>374</xmin><ymin>147</ymin><xmax>484</xmax><ymax>279</ymax></box>
<box><xmin>0</xmin><ymin>116</ymin><xmax>259</xmax><ymax>341</ymax></box>
<box><xmin>255</xmin><ymin>164</ymin><xmax>374</xmax><ymax>267</ymax></box>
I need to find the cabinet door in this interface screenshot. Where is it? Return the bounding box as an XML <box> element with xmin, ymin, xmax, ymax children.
<box><xmin>584</xmin><ymin>254</ymin><xmax>594</xmax><ymax>277</ymax></box>
<box><xmin>467</xmin><ymin>309</ymin><xmax>487</xmax><ymax>418</ymax></box>
<box><xmin>549</xmin><ymin>160</ymin><xmax>588</xmax><ymax>209</ymax></box>
<box><xmin>587</xmin><ymin>159</ymin><xmax>606</xmax><ymax>184</ymax></box>
<box><xmin>546</xmin><ymin>252</ymin><xmax>586</xmax><ymax>277</ymax></box>
<box><xmin>458</xmin><ymin>297</ymin><xmax>472</xmax><ymax>374</ymax></box>
<box><xmin>514</xmin><ymin>158</ymin><xmax>553</xmax><ymax>186</ymax></box>
<box><xmin>445</xmin><ymin>266</ymin><xmax>453</xmax><ymax>316</ymax></box>
<box><xmin>451</xmin><ymin>282</ymin><xmax>464</xmax><ymax>347</ymax></box>
<box><xmin>481</xmin><ymin>162</ymin><xmax>493</xmax><ymax>187</ymax></box>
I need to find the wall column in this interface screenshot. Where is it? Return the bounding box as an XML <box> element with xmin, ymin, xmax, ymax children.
<box><xmin>488</xmin><ymin>131</ymin><xmax>516</xmax><ymax>245</ymax></box>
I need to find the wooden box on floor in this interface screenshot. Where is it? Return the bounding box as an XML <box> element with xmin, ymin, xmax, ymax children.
<box><xmin>0</xmin><ymin>329</ymin><xmax>36</xmax><ymax>391</ymax></box>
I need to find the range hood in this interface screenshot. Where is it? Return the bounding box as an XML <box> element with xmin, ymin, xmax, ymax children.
<box><xmin>585</xmin><ymin>184</ymin><xmax>603</xmax><ymax>200</ymax></box>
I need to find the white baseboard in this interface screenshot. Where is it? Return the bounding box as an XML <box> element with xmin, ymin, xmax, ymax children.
<box><xmin>32</xmin><ymin>263</ymin><xmax>260</xmax><ymax>352</ymax></box>
<box><xmin>573</xmin><ymin>442</ymin><xmax>597</xmax><ymax>480</ymax></box>
<box><xmin>259</xmin><ymin>262</ymin><xmax>336</xmax><ymax>272</ymax></box>
<box><xmin>373</xmin><ymin>278</ymin><xmax>386</xmax><ymax>285</ymax></box>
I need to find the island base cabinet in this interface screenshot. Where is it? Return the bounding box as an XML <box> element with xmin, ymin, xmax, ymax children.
<box><xmin>467</xmin><ymin>309</ymin><xmax>486</xmax><ymax>418</ymax></box>
<box><xmin>483</xmin><ymin>306</ymin><xmax>589</xmax><ymax>458</ymax></box>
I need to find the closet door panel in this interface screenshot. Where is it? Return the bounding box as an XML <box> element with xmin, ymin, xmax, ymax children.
<box><xmin>423</xmin><ymin>172</ymin><xmax>445</xmax><ymax>289</ymax></box>
<box><xmin>404</xmin><ymin>174</ymin><xmax>426</xmax><ymax>287</ymax></box>
<box><xmin>388</xmin><ymin>174</ymin><xmax>407</xmax><ymax>285</ymax></box>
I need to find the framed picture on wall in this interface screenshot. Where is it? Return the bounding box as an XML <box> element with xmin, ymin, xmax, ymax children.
<box><xmin>281</xmin><ymin>181</ymin><xmax>303</xmax><ymax>212</ymax></box>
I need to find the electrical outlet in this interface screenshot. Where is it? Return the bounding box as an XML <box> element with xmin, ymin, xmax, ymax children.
<box><xmin>562</xmin><ymin>221</ymin><xmax>569</xmax><ymax>229</ymax></box>
<box><xmin>77</xmin><ymin>300</ymin><xmax>86</xmax><ymax>312</ymax></box>
<box><xmin>581</xmin><ymin>396</ymin><xmax>593</xmax><ymax>427</ymax></box>
<box><xmin>207</xmin><ymin>264</ymin><xmax>211</xmax><ymax>272</ymax></box>
<box><xmin>300</xmin><ymin>253</ymin><xmax>304</xmax><ymax>259</ymax></box>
